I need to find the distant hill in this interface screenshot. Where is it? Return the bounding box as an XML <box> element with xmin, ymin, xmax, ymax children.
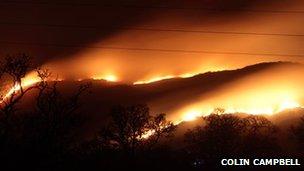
<box><xmin>20</xmin><ymin>61</ymin><xmax>304</xmax><ymax>138</ymax></box>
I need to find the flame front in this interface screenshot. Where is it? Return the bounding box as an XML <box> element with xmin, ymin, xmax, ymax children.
<box><xmin>1</xmin><ymin>72</ymin><xmax>41</xmax><ymax>101</ymax></box>
<box><xmin>173</xmin><ymin>67</ymin><xmax>304</xmax><ymax>124</ymax></box>
<box><xmin>92</xmin><ymin>74</ymin><xmax>118</xmax><ymax>82</ymax></box>
<box><xmin>180</xmin><ymin>99</ymin><xmax>301</xmax><ymax>125</ymax></box>
<box><xmin>1</xmin><ymin>64</ymin><xmax>304</xmax><ymax>127</ymax></box>
<box><xmin>133</xmin><ymin>73</ymin><xmax>198</xmax><ymax>85</ymax></box>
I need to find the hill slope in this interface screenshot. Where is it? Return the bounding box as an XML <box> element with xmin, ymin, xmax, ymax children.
<box><xmin>20</xmin><ymin>61</ymin><xmax>304</xmax><ymax>138</ymax></box>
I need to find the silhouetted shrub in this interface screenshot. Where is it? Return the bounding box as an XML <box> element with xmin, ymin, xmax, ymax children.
<box><xmin>95</xmin><ymin>104</ymin><xmax>176</xmax><ymax>156</ymax></box>
<box><xmin>185</xmin><ymin>113</ymin><xmax>280</xmax><ymax>161</ymax></box>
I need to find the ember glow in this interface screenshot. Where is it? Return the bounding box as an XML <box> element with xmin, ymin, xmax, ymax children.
<box><xmin>133</xmin><ymin>73</ymin><xmax>198</xmax><ymax>85</ymax></box>
<box><xmin>92</xmin><ymin>74</ymin><xmax>118</xmax><ymax>82</ymax></box>
<box><xmin>182</xmin><ymin>109</ymin><xmax>202</xmax><ymax>122</ymax></box>
<box><xmin>1</xmin><ymin>72</ymin><xmax>41</xmax><ymax>101</ymax></box>
<box><xmin>1</xmin><ymin>73</ymin><xmax>119</xmax><ymax>103</ymax></box>
<box><xmin>0</xmin><ymin>71</ymin><xmax>66</xmax><ymax>103</ymax></box>
<box><xmin>172</xmin><ymin>66</ymin><xmax>304</xmax><ymax>124</ymax></box>
<box><xmin>278</xmin><ymin>100</ymin><xmax>300</xmax><ymax>111</ymax></box>
<box><xmin>179</xmin><ymin>99</ymin><xmax>301</xmax><ymax>125</ymax></box>
<box><xmin>140</xmin><ymin>129</ymin><xmax>156</xmax><ymax>139</ymax></box>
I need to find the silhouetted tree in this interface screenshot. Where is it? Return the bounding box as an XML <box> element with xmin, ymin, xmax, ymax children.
<box><xmin>145</xmin><ymin>113</ymin><xmax>176</xmax><ymax>150</ymax></box>
<box><xmin>242</xmin><ymin>115</ymin><xmax>279</xmax><ymax>156</ymax></box>
<box><xmin>96</xmin><ymin>104</ymin><xmax>176</xmax><ymax>157</ymax></box>
<box><xmin>0</xmin><ymin>54</ymin><xmax>36</xmax><ymax>149</ymax></box>
<box><xmin>185</xmin><ymin>114</ymin><xmax>245</xmax><ymax>158</ymax></box>
<box><xmin>185</xmin><ymin>113</ymin><xmax>279</xmax><ymax>161</ymax></box>
<box><xmin>0</xmin><ymin>54</ymin><xmax>91</xmax><ymax>169</ymax></box>
<box><xmin>21</xmin><ymin>69</ymin><xmax>91</xmax><ymax>167</ymax></box>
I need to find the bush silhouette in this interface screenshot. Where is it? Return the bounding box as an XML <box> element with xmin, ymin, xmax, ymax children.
<box><xmin>185</xmin><ymin>114</ymin><xmax>245</xmax><ymax>158</ymax></box>
<box><xmin>185</xmin><ymin>113</ymin><xmax>279</xmax><ymax>161</ymax></box>
<box><xmin>0</xmin><ymin>54</ymin><xmax>91</xmax><ymax>169</ymax></box>
<box><xmin>95</xmin><ymin>104</ymin><xmax>176</xmax><ymax>157</ymax></box>
<box><xmin>0</xmin><ymin>54</ymin><xmax>35</xmax><ymax>152</ymax></box>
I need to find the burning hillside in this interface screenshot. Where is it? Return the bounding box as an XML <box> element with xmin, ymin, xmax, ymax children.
<box><xmin>3</xmin><ymin>61</ymin><xmax>302</xmax><ymax>127</ymax></box>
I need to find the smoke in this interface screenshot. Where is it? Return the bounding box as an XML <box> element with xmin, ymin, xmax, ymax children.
<box><xmin>39</xmin><ymin>0</ymin><xmax>304</xmax><ymax>83</ymax></box>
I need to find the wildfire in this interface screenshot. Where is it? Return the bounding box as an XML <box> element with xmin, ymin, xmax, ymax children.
<box><xmin>133</xmin><ymin>73</ymin><xmax>198</xmax><ymax>85</ymax></box>
<box><xmin>92</xmin><ymin>74</ymin><xmax>118</xmax><ymax>82</ymax></box>
<box><xmin>277</xmin><ymin>100</ymin><xmax>300</xmax><ymax>112</ymax></box>
<box><xmin>140</xmin><ymin>129</ymin><xmax>156</xmax><ymax>139</ymax></box>
<box><xmin>140</xmin><ymin>98</ymin><xmax>303</xmax><ymax>139</ymax></box>
<box><xmin>1</xmin><ymin>72</ymin><xmax>41</xmax><ymax>101</ymax></box>
<box><xmin>182</xmin><ymin>109</ymin><xmax>202</xmax><ymax>122</ymax></box>
<box><xmin>0</xmin><ymin>71</ymin><xmax>66</xmax><ymax>103</ymax></box>
<box><xmin>1</xmin><ymin>64</ymin><xmax>304</xmax><ymax>130</ymax></box>
<box><xmin>179</xmin><ymin>99</ymin><xmax>302</xmax><ymax>125</ymax></box>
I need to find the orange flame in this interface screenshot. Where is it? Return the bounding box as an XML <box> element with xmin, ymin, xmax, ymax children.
<box><xmin>1</xmin><ymin>72</ymin><xmax>41</xmax><ymax>101</ymax></box>
<box><xmin>1</xmin><ymin>65</ymin><xmax>303</xmax><ymax>129</ymax></box>
<box><xmin>92</xmin><ymin>74</ymin><xmax>118</xmax><ymax>82</ymax></box>
<box><xmin>133</xmin><ymin>73</ymin><xmax>198</xmax><ymax>85</ymax></box>
<box><xmin>179</xmin><ymin>99</ymin><xmax>301</xmax><ymax>124</ymax></box>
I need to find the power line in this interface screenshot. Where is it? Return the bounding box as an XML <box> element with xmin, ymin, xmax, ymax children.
<box><xmin>2</xmin><ymin>1</ymin><xmax>304</xmax><ymax>14</ymax></box>
<box><xmin>1</xmin><ymin>21</ymin><xmax>304</xmax><ymax>38</ymax></box>
<box><xmin>0</xmin><ymin>40</ymin><xmax>303</xmax><ymax>58</ymax></box>
<box><xmin>1</xmin><ymin>0</ymin><xmax>96</xmax><ymax>6</ymax></box>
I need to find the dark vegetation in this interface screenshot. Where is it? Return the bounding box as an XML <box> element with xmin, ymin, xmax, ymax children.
<box><xmin>184</xmin><ymin>112</ymin><xmax>280</xmax><ymax>167</ymax></box>
<box><xmin>0</xmin><ymin>54</ymin><xmax>303</xmax><ymax>170</ymax></box>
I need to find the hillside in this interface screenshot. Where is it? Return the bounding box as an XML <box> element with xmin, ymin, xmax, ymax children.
<box><xmin>19</xmin><ymin>61</ymin><xmax>304</xmax><ymax>138</ymax></box>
